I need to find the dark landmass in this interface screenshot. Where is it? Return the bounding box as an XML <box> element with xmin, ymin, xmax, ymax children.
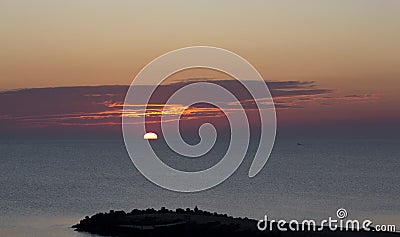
<box><xmin>73</xmin><ymin>207</ymin><xmax>399</xmax><ymax>237</ymax></box>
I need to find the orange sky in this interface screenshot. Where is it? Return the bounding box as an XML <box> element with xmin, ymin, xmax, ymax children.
<box><xmin>0</xmin><ymin>1</ymin><xmax>399</xmax><ymax>138</ymax></box>
<box><xmin>1</xmin><ymin>1</ymin><xmax>399</xmax><ymax>95</ymax></box>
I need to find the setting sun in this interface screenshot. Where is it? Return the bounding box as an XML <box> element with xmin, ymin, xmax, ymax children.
<box><xmin>144</xmin><ymin>132</ymin><xmax>158</xmax><ymax>140</ymax></box>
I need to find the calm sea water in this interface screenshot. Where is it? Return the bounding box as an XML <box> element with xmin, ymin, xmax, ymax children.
<box><xmin>0</xmin><ymin>137</ymin><xmax>399</xmax><ymax>236</ymax></box>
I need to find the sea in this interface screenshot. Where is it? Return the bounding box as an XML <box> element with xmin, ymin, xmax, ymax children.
<box><xmin>0</xmin><ymin>137</ymin><xmax>399</xmax><ymax>236</ymax></box>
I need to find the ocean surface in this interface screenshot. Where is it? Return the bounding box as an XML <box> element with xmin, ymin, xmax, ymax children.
<box><xmin>0</xmin><ymin>137</ymin><xmax>399</xmax><ymax>236</ymax></box>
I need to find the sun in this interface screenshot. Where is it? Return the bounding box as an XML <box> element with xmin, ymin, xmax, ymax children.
<box><xmin>143</xmin><ymin>132</ymin><xmax>158</xmax><ymax>140</ymax></box>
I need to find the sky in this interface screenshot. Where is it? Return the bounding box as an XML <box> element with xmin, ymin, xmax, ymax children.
<box><xmin>0</xmin><ymin>0</ymin><xmax>399</xmax><ymax>138</ymax></box>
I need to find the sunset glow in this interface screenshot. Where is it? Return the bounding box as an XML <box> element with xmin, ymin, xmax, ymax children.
<box><xmin>0</xmin><ymin>1</ymin><xmax>399</xmax><ymax>138</ymax></box>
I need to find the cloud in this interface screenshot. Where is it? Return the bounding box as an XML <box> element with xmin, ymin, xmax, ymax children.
<box><xmin>0</xmin><ymin>80</ymin><xmax>380</xmax><ymax>137</ymax></box>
